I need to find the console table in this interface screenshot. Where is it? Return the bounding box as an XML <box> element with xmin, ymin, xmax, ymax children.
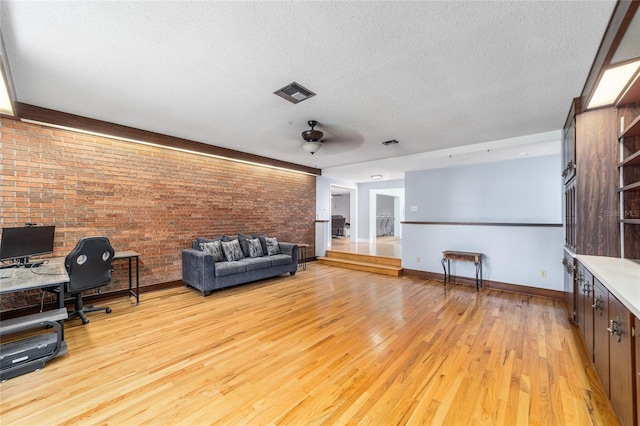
<box><xmin>295</xmin><ymin>244</ymin><xmax>309</xmax><ymax>271</ymax></box>
<box><xmin>441</xmin><ymin>250</ymin><xmax>483</xmax><ymax>291</ymax></box>
<box><xmin>114</xmin><ymin>251</ymin><xmax>140</xmax><ymax>304</ymax></box>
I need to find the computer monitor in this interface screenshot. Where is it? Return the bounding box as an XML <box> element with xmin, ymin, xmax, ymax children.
<box><xmin>0</xmin><ymin>225</ymin><xmax>56</xmax><ymax>265</ymax></box>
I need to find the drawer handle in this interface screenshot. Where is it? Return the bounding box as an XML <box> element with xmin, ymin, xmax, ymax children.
<box><xmin>607</xmin><ymin>317</ymin><xmax>623</xmax><ymax>342</ymax></box>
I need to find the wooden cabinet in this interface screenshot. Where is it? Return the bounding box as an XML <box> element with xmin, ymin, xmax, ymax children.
<box><xmin>635</xmin><ymin>316</ymin><xmax>640</xmax><ymax>423</ymax></box>
<box><xmin>575</xmin><ymin>260</ymin><xmax>637</xmax><ymax>425</ymax></box>
<box><xmin>562</xmin><ymin>252</ymin><xmax>575</xmax><ymax>321</ymax></box>
<box><xmin>592</xmin><ymin>279</ymin><xmax>610</xmax><ymax>396</ymax></box>
<box><xmin>617</xmin><ymin>74</ymin><xmax>640</xmax><ymax>259</ymax></box>
<box><xmin>575</xmin><ymin>107</ymin><xmax>621</xmax><ymax>257</ymax></box>
<box><xmin>564</xmin><ymin>179</ymin><xmax>576</xmax><ymax>251</ymax></box>
<box><xmin>576</xmin><ymin>262</ymin><xmax>594</xmax><ymax>358</ymax></box>
<box><xmin>562</xmin><ymin>98</ymin><xmax>579</xmax><ymax>185</ymax></box>
<box><xmin>607</xmin><ymin>295</ymin><xmax>635</xmax><ymax>426</ymax></box>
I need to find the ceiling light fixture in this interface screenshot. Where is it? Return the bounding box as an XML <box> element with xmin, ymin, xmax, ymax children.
<box><xmin>301</xmin><ymin>120</ymin><xmax>323</xmax><ymax>154</ymax></box>
<box><xmin>371</xmin><ymin>175</ymin><xmax>383</xmax><ymax>179</ymax></box>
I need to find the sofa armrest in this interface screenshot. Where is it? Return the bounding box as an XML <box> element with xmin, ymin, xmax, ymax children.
<box><xmin>182</xmin><ymin>249</ymin><xmax>216</xmax><ymax>295</ymax></box>
<box><xmin>278</xmin><ymin>242</ymin><xmax>298</xmax><ymax>264</ymax></box>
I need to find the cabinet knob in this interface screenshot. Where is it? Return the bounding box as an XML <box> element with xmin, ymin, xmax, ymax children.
<box><xmin>592</xmin><ymin>298</ymin><xmax>603</xmax><ymax>312</ymax></box>
<box><xmin>607</xmin><ymin>317</ymin><xmax>623</xmax><ymax>342</ymax></box>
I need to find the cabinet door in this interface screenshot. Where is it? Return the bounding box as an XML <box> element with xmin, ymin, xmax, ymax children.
<box><xmin>592</xmin><ymin>279</ymin><xmax>609</xmax><ymax>396</ymax></box>
<box><xmin>582</xmin><ymin>268</ymin><xmax>594</xmax><ymax>360</ymax></box>
<box><xmin>562</xmin><ymin>253</ymin><xmax>575</xmax><ymax>321</ymax></box>
<box><xmin>576</xmin><ymin>263</ymin><xmax>586</xmax><ymax>336</ymax></box>
<box><xmin>635</xmin><ymin>316</ymin><xmax>640</xmax><ymax>426</ymax></box>
<box><xmin>608</xmin><ymin>295</ymin><xmax>635</xmax><ymax>426</ymax></box>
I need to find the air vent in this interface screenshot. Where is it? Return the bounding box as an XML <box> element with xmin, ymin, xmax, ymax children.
<box><xmin>274</xmin><ymin>82</ymin><xmax>316</xmax><ymax>104</ymax></box>
<box><xmin>381</xmin><ymin>139</ymin><xmax>399</xmax><ymax>146</ymax></box>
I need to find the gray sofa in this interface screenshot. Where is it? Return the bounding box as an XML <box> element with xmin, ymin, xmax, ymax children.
<box><xmin>182</xmin><ymin>236</ymin><xmax>298</xmax><ymax>296</ymax></box>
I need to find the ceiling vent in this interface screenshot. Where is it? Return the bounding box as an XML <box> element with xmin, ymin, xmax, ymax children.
<box><xmin>381</xmin><ymin>139</ymin><xmax>399</xmax><ymax>146</ymax></box>
<box><xmin>274</xmin><ymin>82</ymin><xmax>316</xmax><ymax>104</ymax></box>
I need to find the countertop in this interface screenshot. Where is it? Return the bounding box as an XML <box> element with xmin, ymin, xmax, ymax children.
<box><xmin>576</xmin><ymin>255</ymin><xmax>640</xmax><ymax>318</ymax></box>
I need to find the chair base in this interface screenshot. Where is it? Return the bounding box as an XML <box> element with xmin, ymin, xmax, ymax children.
<box><xmin>67</xmin><ymin>294</ymin><xmax>111</xmax><ymax>325</ymax></box>
<box><xmin>67</xmin><ymin>305</ymin><xmax>112</xmax><ymax>325</ymax></box>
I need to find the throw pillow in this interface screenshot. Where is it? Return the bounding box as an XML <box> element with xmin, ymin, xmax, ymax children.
<box><xmin>221</xmin><ymin>239</ymin><xmax>245</xmax><ymax>261</ymax></box>
<box><xmin>200</xmin><ymin>240</ymin><xmax>225</xmax><ymax>262</ymax></box>
<box><xmin>237</xmin><ymin>233</ymin><xmax>252</xmax><ymax>257</ymax></box>
<box><xmin>266</xmin><ymin>237</ymin><xmax>280</xmax><ymax>256</ymax></box>
<box><xmin>253</xmin><ymin>234</ymin><xmax>269</xmax><ymax>255</ymax></box>
<box><xmin>247</xmin><ymin>238</ymin><xmax>264</xmax><ymax>258</ymax></box>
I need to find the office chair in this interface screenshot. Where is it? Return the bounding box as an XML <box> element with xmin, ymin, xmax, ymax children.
<box><xmin>60</xmin><ymin>237</ymin><xmax>115</xmax><ymax>324</ymax></box>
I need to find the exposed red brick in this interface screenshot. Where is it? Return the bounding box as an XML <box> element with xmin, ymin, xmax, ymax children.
<box><xmin>0</xmin><ymin>117</ymin><xmax>316</xmax><ymax>310</ymax></box>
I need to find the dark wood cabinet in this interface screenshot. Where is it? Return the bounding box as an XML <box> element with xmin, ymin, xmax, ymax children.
<box><xmin>608</xmin><ymin>295</ymin><xmax>635</xmax><ymax>426</ymax></box>
<box><xmin>575</xmin><ymin>107</ymin><xmax>621</xmax><ymax>258</ymax></box>
<box><xmin>562</xmin><ymin>252</ymin><xmax>575</xmax><ymax>321</ymax></box>
<box><xmin>592</xmin><ymin>279</ymin><xmax>610</xmax><ymax>396</ymax></box>
<box><xmin>635</xmin><ymin>316</ymin><xmax>640</xmax><ymax>424</ymax></box>
<box><xmin>562</xmin><ymin>98</ymin><xmax>579</xmax><ymax>185</ymax></box>
<box><xmin>576</xmin><ymin>262</ymin><xmax>594</xmax><ymax>358</ymax></box>
<box><xmin>617</xmin><ymin>76</ymin><xmax>640</xmax><ymax>259</ymax></box>
<box><xmin>564</xmin><ymin>180</ymin><xmax>576</xmax><ymax>251</ymax></box>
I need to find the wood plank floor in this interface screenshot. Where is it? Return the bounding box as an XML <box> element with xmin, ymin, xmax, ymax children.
<box><xmin>0</xmin><ymin>263</ymin><xmax>618</xmax><ymax>425</ymax></box>
<box><xmin>330</xmin><ymin>236</ymin><xmax>402</xmax><ymax>258</ymax></box>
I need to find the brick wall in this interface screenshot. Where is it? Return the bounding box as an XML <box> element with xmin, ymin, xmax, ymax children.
<box><xmin>0</xmin><ymin>117</ymin><xmax>316</xmax><ymax>310</ymax></box>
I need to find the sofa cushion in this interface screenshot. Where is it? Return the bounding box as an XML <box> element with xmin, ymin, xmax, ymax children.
<box><xmin>269</xmin><ymin>254</ymin><xmax>293</xmax><ymax>266</ymax></box>
<box><xmin>214</xmin><ymin>260</ymin><xmax>247</xmax><ymax>277</ymax></box>
<box><xmin>266</xmin><ymin>237</ymin><xmax>280</xmax><ymax>256</ymax></box>
<box><xmin>200</xmin><ymin>240</ymin><xmax>225</xmax><ymax>262</ymax></box>
<box><xmin>247</xmin><ymin>238</ymin><xmax>264</xmax><ymax>257</ymax></box>
<box><xmin>221</xmin><ymin>239</ymin><xmax>245</xmax><ymax>261</ymax></box>
<box><xmin>241</xmin><ymin>257</ymin><xmax>272</xmax><ymax>271</ymax></box>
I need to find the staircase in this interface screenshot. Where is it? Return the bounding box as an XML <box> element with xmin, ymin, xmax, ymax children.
<box><xmin>317</xmin><ymin>250</ymin><xmax>402</xmax><ymax>277</ymax></box>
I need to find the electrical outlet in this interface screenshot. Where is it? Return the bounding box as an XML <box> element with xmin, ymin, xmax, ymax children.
<box><xmin>416</xmin><ymin>256</ymin><xmax>420</xmax><ymax>263</ymax></box>
<box><xmin>410</xmin><ymin>206</ymin><xmax>418</xmax><ymax>212</ymax></box>
<box><xmin>540</xmin><ymin>270</ymin><xmax>547</xmax><ymax>278</ymax></box>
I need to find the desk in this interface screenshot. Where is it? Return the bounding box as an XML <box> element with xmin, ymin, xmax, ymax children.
<box><xmin>0</xmin><ymin>258</ymin><xmax>68</xmax><ymax>310</ymax></box>
<box><xmin>295</xmin><ymin>244</ymin><xmax>309</xmax><ymax>271</ymax></box>
<box><xmin>114</xmin><ymin>251</ymin><xmax>140</xmax><ymax>305</ymax></box>
<box><xmin>441</xmin><ymin>250</ymin><xmax>483</xmax><ymax>291</ymax></box>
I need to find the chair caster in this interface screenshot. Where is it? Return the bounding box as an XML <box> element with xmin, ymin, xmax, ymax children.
<box><xmin>82</xmin><ymin>317</ymin><xmax>90</xmax><ymax>325</ymax></box>
<box><xmin>106</xmin><ymin>308</ymin><xmax>112</xmax><ymax>314</ymax></box>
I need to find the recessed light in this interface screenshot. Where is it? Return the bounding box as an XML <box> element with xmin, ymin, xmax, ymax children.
<box><xmin>371</xmin><ymin>175</ymin><xmax>383</xmax><ymax>179</ymax></box>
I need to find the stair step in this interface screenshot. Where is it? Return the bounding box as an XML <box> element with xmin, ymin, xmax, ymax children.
<box><xmin>318</xmin><ymin>257</ymin><xmax>402</xmax><ymax>277</ymax></box>
<box><xmin>325</xmin><ymin>250</ymin><xmax>401</xmax><ymax>267</ymax></box>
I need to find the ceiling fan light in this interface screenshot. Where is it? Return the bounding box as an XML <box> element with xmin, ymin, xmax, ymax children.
<box><xmin>302</xmin><ymin>141</ymin><xmax>323</xmax><ymax>154</ymax></box>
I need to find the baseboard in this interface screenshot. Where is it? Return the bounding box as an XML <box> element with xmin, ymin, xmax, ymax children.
<box><xmin>402</xmin><ymin>268</ymin><xmax>564</xmax><ymax>300</ymax></box>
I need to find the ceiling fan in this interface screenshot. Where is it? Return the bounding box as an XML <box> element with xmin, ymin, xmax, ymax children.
<box><xmin>301</xmin><ymin>120</ymin><xmax>324</xmax><ymax>154</ymax></box>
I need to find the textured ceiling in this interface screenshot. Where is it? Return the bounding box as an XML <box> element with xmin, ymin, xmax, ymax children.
<box><xmin>0</xmin><ymin>1</ymin><xmax>616</xmax><ymax>182</ymax></box>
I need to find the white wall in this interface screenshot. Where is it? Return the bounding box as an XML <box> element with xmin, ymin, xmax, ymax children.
<box><xmin>332</xmin><ymin>194</ymin><xmax>350</xmax><ymax>223</ymax></box>
<box><xmin>316</xmin><ymin>175</ymin><xmax>357</xmax><ymax>246</ymax></box>
<box><xmin>357</xmin><ymin>179</ymin><xmax>404</xmax><ymax>241</ymax></box>
<box><xmin>403</xmin><ymin>154</ymin><xmax>564</xmax><ymax>291</ymax></box>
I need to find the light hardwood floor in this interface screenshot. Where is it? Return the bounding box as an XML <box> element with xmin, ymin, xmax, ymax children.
<box><xmin>0</xmin><ymin>263</ymin><xmax>618</xmax><ymax>425</ymax></box>
<box><xmin>330</xmin><ymin>236</ymin><xmax>402</xmax><ymax>258</ymax></box>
